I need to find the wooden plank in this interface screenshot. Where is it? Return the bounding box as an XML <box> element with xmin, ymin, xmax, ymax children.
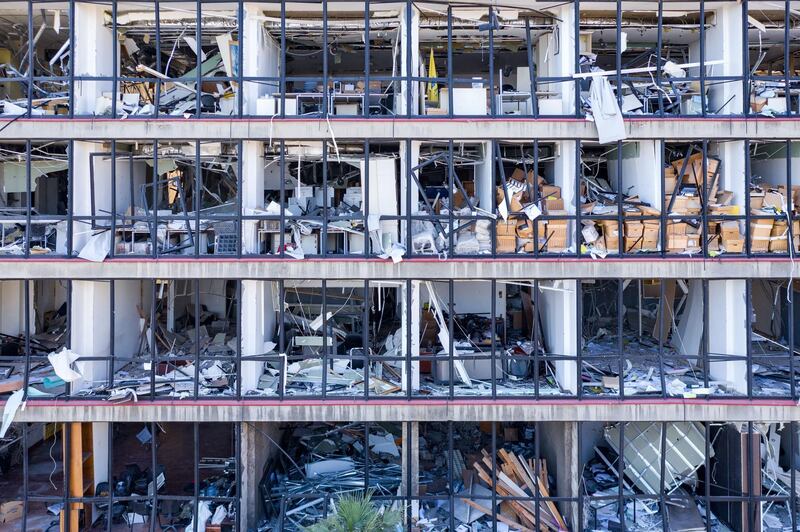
<box><xmin>460</xmin><ymin>499</ymin><xmax>535</xmax><ymax>532</ymax></box>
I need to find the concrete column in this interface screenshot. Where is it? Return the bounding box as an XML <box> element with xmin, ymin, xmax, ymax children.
<box><xmin>553</xmin><ymin>140</ymin><xmax>576</xmax><ymax>251</ymax></box>
<box><xmin>705</xmin><ymin>4</ymin><xmax>744</xmax><ymax>115</ymax></box>
<box><xmin>72</xmin><ymin>281</ymin><xmax>111</xmax><ymax>392</ymax></box>
<box><xmin>399</xmin><ymin>141</ymin><xmax>421</xmax><ymax>249</ymax></box>
<box><xmin>402</xmin><ymin>422</ymin><xmax>420</xmax><ymax>520</ymax></box>
<box><xmin>0</xmin><ymin>280</ymin><xmax>25</xmax><ymax>336</ymax></box>
<box><xmin>536</xmin><ymin>4</ymin><xmax>576</xmax><ymax>115</ymax></box>
<box><xmin>241</xmin><ymin>281</ymin><xmax>276</xmax><ymax>393</ymax></box>
<box><xmin>401</xmin><ymin>281</ymin><xmax>420</xmax><ymax>391</ymax></box>
<box><xmin>539</xmin><ymin>422</ymin><xmax>579</xmax><ymax>529</ymax></box>
<box><xmin>243</xmin><ymin>3</ymin><xmax>280</xmax><ymax>113</ymax></box>
<box><xmin>241</xmin><ymin>422</ymin><xmax>283</xmax><ymax>529</ymax></box>
<box><xmin>242</xmin><ymin>141</ymin><xmax>266</xmax><ymax>254</ymax></box>
<box><xmin>74</xmin><ymin>3</ymin><xmax>115</xmax><ymax>115</ymax></box>
<box><xmin>708</xmin><ymin>280</ymin><xmax>747</xmax><ymax>393</ymax></box>
<box><xmin>538</xmin><ymin>280</ymin><xmax>578</xmax><ymax>394</ymax></box>
<box><xmin>399</xmin><ymin>5</ymin><xmax>420</xmax><ymax>115</ymax></box>
<box><xmin>72</xmin><ymin>141</ymin><xmax>106</xmax><ymax>252</ymax></box>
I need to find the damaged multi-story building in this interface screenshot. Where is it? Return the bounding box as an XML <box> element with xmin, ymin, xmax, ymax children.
<box><xmin>0</xmin><ymin>1</ymin><xmax>799</xmax><ymax>531</ymax></box>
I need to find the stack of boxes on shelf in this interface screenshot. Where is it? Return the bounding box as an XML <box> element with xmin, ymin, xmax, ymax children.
<box><xmin>750</xmin><ymin>185</ymin><xmax>799</xmax><ymax>253</ymax></box>
<box><xmin>666</xmin><ymin>152</ymin><xmax>747</xmax><ymax>253</ymax></box>
<box><xmin>496</xmin><ymin>169</ymin><xmax>568</xmax><ymax>253</ymax></box>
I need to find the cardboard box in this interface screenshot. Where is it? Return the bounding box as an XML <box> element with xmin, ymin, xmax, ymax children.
<box><xmin>721</xmin><ymin>234</ymin><xmax>744</xmax><ymax>253</ymax></box>
<box><xmin>769</xmin><ymin>221</ymin><xmax>789</xmax><ymax>252</ymax></box>
<box><xmin>642</xmin><ymin>225</ymin><xmax>660</xmax><ymax>250</ymax></box>
<box><xmin>510</xmin><ymin>167</ymin><xmax>535</xmax><ymax>184</ymax></box>
<box><xmin>497</xmin><ymin>220</ymin><xmax>518</xmax><ymax>236</ymax></box>
<box><xmin>624</xmin><ymin>221</ymin><xmax>644</xmax><ymax>237</ymax></box>
<box><xmin>664</xmin><ymin>176</ymin><xmax>678</xmax><ymax>195</ymax></box>
<box><xmin>601</xmin><ymin>220</ymin><xmax>619</xmax><ymax>252</ymax></box>
<box><xmin>540</xmin><ymin>184</ymin><xmax>561</xmax><ymax>199</ymax></box>
<box><xmin>544</xmin><ymin>197</ymin><xmax>564</xmax><ymax>212</ymax></box>
<box><xmin>624</xmin><ymin>235</ymin><xmax>643</xmax><ymax>252</ymax></box>
<box><xmin>749</xmin><ymin>215</ymin><xmax>774</xmax><ymax>252</ymax></box>
<box><xmin>720</xmin><ymin>221</ymin><xmax>740</xmax><ymax>239</ymax></box>
<box><xmin>667</xmin><ymin>235</ymin><xmax>688</xmax><ymax>251</ymax></box>
<box><xmin>666</xmin><ymin>194</ymin><xmax>702</xmax><ymax>214</ymax></box>
<box><xmin>515</xmin><ymin>221</ymin><xmax>534</xmax><ymax>239</ymax></box>
<box><xmin>763</xmin><ymin>190</ymin><xmax>785</xmax><ymax>210</ymax></box>
<box><xmin>497</xmin><ymin>235</ymin><xmax>517</xmax><ymax>253</ymax></box>
<box><xmin>750</xmin><ymin>191</ymin><xmax>765</xmax><ymax>210</ymax></box>
<box><xmin>543</xmin><ymin>225</ymin><xmax>568</xmax><ymax>251</ymax></box>
<box><xmin>0</xmin><ymin>501</ymin><xmax>22</xmax><ymax>524</ymax></box>
<box><xmin>667</xmin><ymin>221</ymin><xmax>688</xmax><ymax>235</ymax></box>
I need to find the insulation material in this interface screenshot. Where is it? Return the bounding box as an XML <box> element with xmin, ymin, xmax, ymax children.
<box><xmin>604</xmin><ymin>421</ymin><xmax>710</xmax><ymax>494</ymax></box>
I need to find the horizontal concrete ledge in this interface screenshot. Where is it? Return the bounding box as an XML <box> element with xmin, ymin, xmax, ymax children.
<box><xmin>0</xmin><ymin>257</ymin><xmax>797</xmax><ymax>280</ymax></box>
<box><xmin>10</xmin><ymin>399</ymin><xmax>800</xmax><ymax>423</ymax></box>
<box><xmin>0</xmin><ymin>117</ymin><xmax>799</xmax><ymax>141</ymax></box>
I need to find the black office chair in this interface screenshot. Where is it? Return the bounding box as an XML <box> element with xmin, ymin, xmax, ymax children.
<box><xmin>127</xmin><ymin>500</ymin><xmax>150</xmax><ymax>531</ymax></box>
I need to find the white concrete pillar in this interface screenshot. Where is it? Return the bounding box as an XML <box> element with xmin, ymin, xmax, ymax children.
<box><xmin>710</xmin><ymin>140</ymin><xmax>746</xmax><ymax>240</ymax></box>
<box><xmin>399</xmin><ymin>4</ymin><xmax>420</xmax><ymax>115</ymax></box>
<box><xmin>74</xmin><ymin>3</ymin><xmax>115</xmax><ymax>115</ymax></box>
<box><xmin>0</xmin><ymin>281</ymin><xmax>25</xmax><ymax>336</ymax></box>
<box><xmin>399</xmin><ymin>141</ymin><xmax>421</xmax><ymax>249</ymax></box>
<box><xmin>554</xmin><ymin>140</ymin><xmax>576</xmax><ymax>249</ymax></box>
<box><xmin>72</xmin><ymin>281</ymin><xmax>111</xmax><ymax>392</ymax></box>
<box><xmin>401</xmin><ymin>281</ymin><xmax>420</xmax><ymax>391</ymax></box>
<box><xmin>705</xmin><ymin>4</ymin><xmax>744</xmax><ymax>114</ymax></box>
<box><xmin>243</xmin><ymin>3</ymin><xmax>280</xmax><ymax>114</ymax></box>
<box><xmin>537</xmin><ymin>4</ymin><xmax>576</xmax><ymax>115</ymax></box>
<box><xmin>240</xmin><ymin>280</ymin><xmax>276</xmax><ymax>392</ymax></box>
<box><xmin>242</xmin><ymin>141</ymin><xmax>265</xmax><ymax>254</ymax></box>
<box><xmin>708</xmin><ymin>280</ymin><xmax>747</xmax><ymax>394</ymax></box>
<box><xmin>402</xmin><ymin>422</ymin><xmax>420</xmax><ymax>520</ymax></box>
<box><xmin>92</xmin><ymin>422</ymin><xmax>109</xmax><ymax>489</ymax></box>
<box><xmin>475</xmin><ymin>142</ymin><xmax>494</xmax><ymax>215</ymax></box>
<box><xmin>72</xmin><ymin>141</ymin><xmax>106</xmax><ymax>253</ymax></box>
<box><xmin>539</xmin><ymin>280</ymin><xmax>578</xmax><ymax>394</ymax></box>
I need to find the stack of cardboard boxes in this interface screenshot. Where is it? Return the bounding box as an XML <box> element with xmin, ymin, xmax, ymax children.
<box><xmin>495</xmin><ymin>169</ymin><xmax>569</xmax><ymax>253</ymax></box>
<box><xmin>749</xmin><ymin>185</ymin><xmax>800</xmax><ymax>252</ymax></box>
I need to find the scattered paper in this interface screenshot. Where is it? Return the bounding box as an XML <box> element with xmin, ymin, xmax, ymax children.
<box><xmin>78</xmin><ymin>231</ymin><xmax>111</xmax><ymax>262</ymax></box>
<box><xmin>47</xmin><ymin>348</ymin><xmax>83</xmax><ymax>382</ymax></box>
<box><xmin>524</xmin><ymin>203</ymin><xmax>541</xmax><ymax>221</ymax></box>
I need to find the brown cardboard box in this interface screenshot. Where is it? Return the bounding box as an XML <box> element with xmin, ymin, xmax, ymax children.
<box><xmin>710</xmin><ymin>205</ymin><xmax>740</xmax><ymax>216</ymax></box>
<box><xmin>510</xmin><ymin>167</ymin><xmax>534</xmax><ymax>184</ymax></box>
<box><xmin>720</xmin><ymin>221</ymin><xmax>740</xmax><ymax>239</ymax></box>
<box><xmin>541</xmin><ymin>184</ymin><xmax>561</xmax><ymax>199</ymax></box>
<box><xmin>685</xmin><ymin>233</ymin><xmax>701</xmax><ymax>249</ymax></box>
<box><xmin>642</xmin><ymin>225</ymin><xmax>659</xmax><ymax>249</ymax></box>
<box><xmin>0</xmin><ymin>501</ymin><xmax>22</xmax><ymax>524</ymax></box>
<box><xmin>543</xmin><ymin>225</ymin><xmax>568</xmax><ymax>251</ymax></box>
<box><xmin>600</xmin><ymin>220</ymin><xmax>619</xmax><ymax>252</ymax></box>
<box><xmin>667</xmin><ymin>235</ymin><xmax>688</xmax><ymax>251</ymax></box>
<box><xmin>666</xmin><ymin>194</ymin><xmax>702</xmax><ymax>214</ymax></box>
<box><xmin>497</xmin><ymin>220</ymin><xmax>517</xmax><ymax>236</ymax></box>
<box><xmin>667</xmin><ymin>221</ymin><xmax>688</xmax><ymax>235</ymax></box>
<box><xmin>624</xmin><ymin>221</ymin><xmax>644</xmax><ymax>237</ymax></box>
<box><xmin>750</xmin><ymin>191</ymin><xmax>765</xmax><ymax>210</ymax></box>
<box><xmin>516</xmin><ymin>221</ymin><xmax>534</xmax><ymax>238</ymax></box>
<box><xmin>518</xmin><ymin>237</ymin><xmax>535</xmax><ymax>252</ymax></box>
<box><xmin>624</xmin><ymin>235</ymin><xmax>643</xmax><ymax>252</ymax></box>
<box><xmin>763</xmin><ymin>190</ymin><xmax>785</xmax><ymax>210</ymax></box>
<box><xmin>497</xmin><ymin>235</ymin><xmax>517</xmax><ymax>253</ymax></box>
<box><xmin>544</xmin><ymin>197</ymin><xmax>564</xmax><ymax>212</ymax></box>
<box><xmin>769</xmin><ymin>221</ymin><xmax>789</xmax><ymax>252</ymax></box>
<box><xmin>664</xmin><ymin>176</ymin><xmax>678</xmax><ymax>195</ymax></box>
<box><xmin>749</xmin><ymin>214</ymin><xmax>774</xmax><ymax>252</ymax></box>
<box><xmin>721</xmin><ymin>235</ymin><xmax>744</xmax><ymax>253</ymax></box>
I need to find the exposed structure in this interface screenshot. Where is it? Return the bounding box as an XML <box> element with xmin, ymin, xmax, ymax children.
<box><xmin>0</xmin><ymin>1</ymin><xmax>799</xmax><ymax>531</ymax></box>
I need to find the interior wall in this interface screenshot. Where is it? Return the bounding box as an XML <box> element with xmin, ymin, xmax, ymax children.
<box><xmin>609</xmin><ymin>141</ymin><xmax>662</xmax><ymax>207</ymax></box>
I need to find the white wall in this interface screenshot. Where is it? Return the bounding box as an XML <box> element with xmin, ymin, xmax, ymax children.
<box><xmin>751</xmin><ymin>144</ymin><xmax>800</xmax><ymax>193</ymax></box>
<box><xmin>705</xmin><ymin>4</ymin><xmax>743</xmax><ymax>114</ymax></box>
<box><xmin>707</xmin><ymin>280</ymin><xmax>747</xmax><ymax>394</ymax></box>
<box><xmin>241</xmin><ymin>280</ymin><xmax>277</xmax><ymax>392</ymax></box>
<box><xmin>424</xmin><ymin>280</ymin><xmax>504</xmax><ymax>317</ymax></box>
<box><xmin>536</xmin><ymin>3</ymin><xmax>576</xmax><ymax>115</ymax></box>
<box><xmin>243</xmin><ymin>2</ymin><xmax>280</xmax><ymax>113</ymax></box>
<box><xmin>399</xmin><ymin>5</ymin><xmax>420</xmax><ymax>115</ymax></box>
<box><xmin>74</xmin><ymin>3</ymin><xmax>115</xmax><ymax>114</ymax></box>
<box><xmin>0</xmin><ymin>280</ymin><xmax>25</xmax><ymax>336</ymax></box>
<box><xmin>539</xmin><ymin>280</ymin><xmax>578</xmax><ymax>393</ymax></box>
<box><xmin>608</xmin><ymin>141</ymin><xmax>662</xmax><ymax>207</ymax></box>
<box><xmin>114</xmin><ymin>281</ymin><xmax>143</xmax><ymax>361</ymax></box>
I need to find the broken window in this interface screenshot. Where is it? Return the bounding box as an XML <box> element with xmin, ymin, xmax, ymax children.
<box><xmin>259</xmin><ymin>422</ymin><xmax>403</xmax><ymax>530</ymax></box>
<box><xmin>86</xmin><ymin>140</ymin><xmax>240</xmax><ymax>258</ymax></box>
<box><xmin>103</xmin><ymin>1</ymin><xmax>241</xmax><ymax>118</ymax></box>
<box><xmin>0</xmin><ymin>141</ymin><xmax>69</xmax><ymax>256</ymax></box>
<box><xmin>578</xmin><ymin>2</ymin><xmax>741</xmax><ymax>117</ymax></box>
<box><xmin>0</xmin><ymin>421</ymin><xmax>239</xmax><ymax>529</ymax></box>
<box><xmin>0</xmin><ymin>279</ymin><xmax>68</xmax><ymax>400</ymax></box>
<box><xmin>580</xmin><ymin>279</ymin><xmax>718</xmax><ymax>398</ymax></box>
<box><xmin>0</xmin><ymin>3</ymin><xmax>70</xmax><ymax>117</ymax></box>
<box><xmin>748</xmin><ymin>140</ymin><xmax>798</xmax><ymax>255</ymax></box>
<box><xmin>251</xmin><ymin>140</ymin><xmax>399</xmax><ymax>257</ymax></box>
<box><xmin>747</xmin><ymin>4</ymin><xmax>799</xmax><ymax>117</ymax></box>
<box><xmin>582</xmin><ymin>421</ymin><xmax>800</xmax><ymax>531</ymax></box>
<box><xmin>750</xmin><ymin>279</ymin><xmax>798</xmax><ymax>397</ymax></box>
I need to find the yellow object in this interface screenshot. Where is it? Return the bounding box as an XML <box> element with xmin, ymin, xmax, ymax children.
<box><xmin>426</xmin><ymin>48</ymin><xmax>438</xmax><ymax>104</ymax></box>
